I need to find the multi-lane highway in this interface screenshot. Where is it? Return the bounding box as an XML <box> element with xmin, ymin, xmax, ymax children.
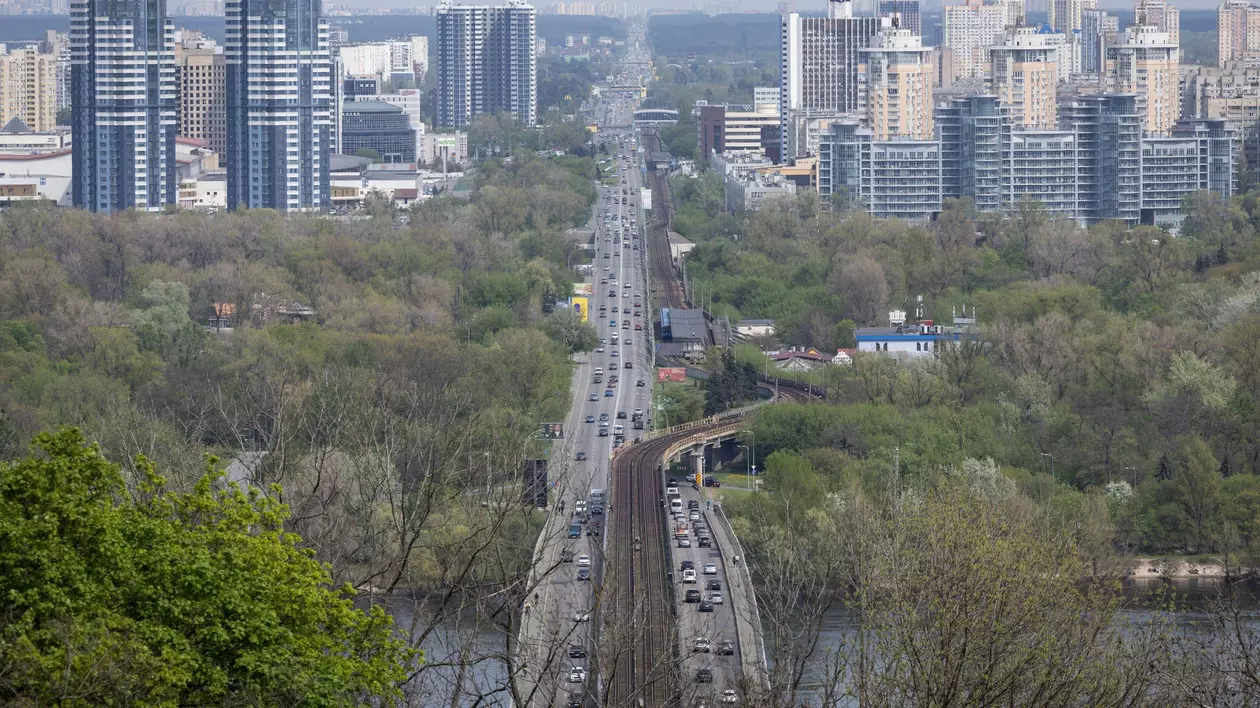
<box><xmin>519</xmin><ymin>76</ymin><xmax>655</xmax><ymax>708</ymax></box>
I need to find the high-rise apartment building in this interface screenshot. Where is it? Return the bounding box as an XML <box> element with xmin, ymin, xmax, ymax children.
<box><xmin>436</xmin><ymin>0</ymin><xmax>537</xmax><ymax>129</ymax></box>
<box><xmin>1049</xmin><ymin>0</ymin><xmax>1097</xmax><ymax>33</ymax></box>
<box><xmin>942</xmin><ymin>0</ymin><xmax>1009</xmax><ymax>80</ymax></box>
<box><xmin>1135</xmin><ymin>0</ymin><xmax>1179</xmax><ymax>45</ymax></box>
<box><xmin>820</xmin><ymin>93</ymin><xmax>1228</xmax><ymax>226</ymax></box>
<box><xmin>876</xmin><ymin>0</ymin><xmax>921</xmax><ymax>35</ymax></box>
<box><xmin>780</xmin><ymin>0</ymin><xmax>886</xmax><ymax>156</ymax></box>
<box><xmin>71</xmin><ymin>0</ymin><xmax>177</xmax><ymax>213</ymax></box>
<box><xmin>1079</xmin><ymin>8</ymin><xmax>1118</xmax><ymax>75</ymax></box>
<box><xmin>860</xmin><ymin>28</ymin><xmax>934</xmax><ymax>140</ymax></box>
<box><xmin>175</xmin><ymin>31</ymin><xmax>225</xmax><ymax>156</ymax></box>
<box><xmin>989</xmin><ymin>27</ymin><xmax>1059</xmax><ymax>130</ymax></box>
<box><xmin>42</xmin><ymin>30</ymin><xmax>70</xmax><ymax>114</ymax></box>
<box><xmin>1218</xmin><ymin>0</ymin><xmax>1260</xmax><ymax>67</ymax></box>
<box><xmin>0</xmin><ymin>47</ymin><xmax>58</xmax><ymax>132</ymax></box>
<box><xmin>1106</xmin><ymin>25</ymin><xmax>1179</xmax><ymax>134</ymax></box>
<box><xmin>225</xmin><ymin>0</ymin><xmax>332</xmax><ymax>212</ymax></box>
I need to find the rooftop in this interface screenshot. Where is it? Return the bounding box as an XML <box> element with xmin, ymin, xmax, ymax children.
<box><xmin>343</xmin><ymin>100</ymin><xmax>404</xmax><ymax>114</ymax></box>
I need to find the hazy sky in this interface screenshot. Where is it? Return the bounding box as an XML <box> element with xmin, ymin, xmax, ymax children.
<box><xmin>352</xmin><ymin>0</ymin><xmax>1220</xmax><ymax>15</ymax></box>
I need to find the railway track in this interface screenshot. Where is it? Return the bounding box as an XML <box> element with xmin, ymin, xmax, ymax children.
<box><xmin>643</xmin><ymin>130</ymin><xmax>687</xmax><ymax>311</ymax></box>
<box><xmin>608</xmin><ymin>432</ymin><xmax>685</xmax><ymax>707</ymax></box>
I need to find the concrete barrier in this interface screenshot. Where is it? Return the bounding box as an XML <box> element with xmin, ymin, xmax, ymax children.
<box><xmin>713</xmin><ymin>503</ymin><xmax>769</xmax><ymax>689</ymax></box>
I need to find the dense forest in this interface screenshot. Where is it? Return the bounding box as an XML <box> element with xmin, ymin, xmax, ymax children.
<box><xmin>668</xmin><ymin>171</ymin><xmax>1260</xmax><ymax>558</ymax></box>
<box><xmin>0</xmin><ymin>150</ymin><xmax>605</xmax><ymax>704</ymax></box>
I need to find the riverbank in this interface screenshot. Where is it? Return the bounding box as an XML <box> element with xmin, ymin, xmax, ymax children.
<box><xmin>1127</xmin><ymin>557</ymin><xmax>1248</xmax><ymax>579</ymax></box>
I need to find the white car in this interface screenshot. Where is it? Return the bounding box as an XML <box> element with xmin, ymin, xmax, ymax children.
<box><xmin>709</xmin><ymin>592</ymin><xmax>724</xmax><ymax>604</ymax></box>
<box><xmin>682</xmin><ymin>569</ymin><xmax>696</xmax><ymax>583</ymax></box>
<box><xmin>568</xmin><ymin>666</ymin><xmax>587</xmax><ymax>683</ymax></box>
<box><xmin>721</xmin><ymin>689</ymin><xmax>739</xmax><ymax>703</ymax></box>
<box><xmin>577</xmin><ymin>554</ymin><xmax>591</xmax><ymax>567</ymax></box>
<box><xmin>573</xmin><ymin>610</ymin><xmax>591</xmax><ymax>623</ymax></box>
<box><xmin>703</xmin><ymin>563</ymin><xmax>717</xmax><ymax>575</ymax></box>
<box><xmin>693</xmin><ymin>637</ymin><xmax>711</xmax><ymax>653</ymax></box>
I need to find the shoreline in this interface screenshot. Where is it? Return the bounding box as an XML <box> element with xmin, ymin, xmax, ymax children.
<box><xmin>1126</xmin><ymin>558</ymin><xmax>1251</xmax><ymax>580</ymax></box>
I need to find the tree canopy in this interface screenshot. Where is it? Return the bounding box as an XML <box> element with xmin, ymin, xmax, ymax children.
<box><xmin>0</xmin><ymin>428</ymin><xmax>414</xmax><ymax>706</ymax></box>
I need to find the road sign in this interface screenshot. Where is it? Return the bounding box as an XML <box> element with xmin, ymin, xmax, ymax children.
<box><xmin>657</xmin><ymin>367</ymin><xmax>686</xmax><ymax>383</ymax></box>
<box><xmin>541</xmin><ymin>423</ymin><xmax>565</xmax><ymax>439</ymax></box>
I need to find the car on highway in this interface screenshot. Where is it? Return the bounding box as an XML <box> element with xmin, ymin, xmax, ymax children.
<box><xmin>690</xmin><ymin>510</ymin><xmax>701</xmax><ymax>522</ymax></box>
<box><xmin>617</xmin><ymin>411</ymin><xmax>627</xmax><ymax>419</ymax></box>
<box><xmin>573</xmin><ymin>610</ymin><xmax>591</xmax><ymax>623</ymax></box>
<box><xmin>575</xmin><ymin>452</ymin><xmax>586</xmax><ymax>461</ymax></box>
<box><xmin>568</xmin><ymin>666</ymin><xmax>586</xmax><ymax>683</ymax></box>
<box><xmin>699</xmin><ymin>601</ymin><xmax>714</xmax><ymax>612</ymax></box>
<box><xmin>562</xmin><ymin>550</ymin><xmax>574</xmax><ymax>562</ymax></box>
<box><xmin>576</xmin><ymin>568</ymin><xmax>591</xmax><ymax>581</ymax></box>
<box><xmin>595</xmin><ymin>346</ymin><xmax>604</xmax><ymax>353</ymax></box>
<box><xmin>589</xmin><ymin>393</ymin><xmax>598</xmax><ymax>401</ymax></box>
<box><xmin>604</xmin><ymin>390</ymin><xmax>614</xmax><ymax>398</ymax></box>
<box><xmin>722</xmin><ymin>689</ymin><xmax>739</xmax><ymax>703</ymax></box>
<box><xmin>685</xmin><ymin>589</ymin><xmax>702</xmax><ymax>602</ymax></box>
<box><xmin>568</xmin><ymin>644</ymin><xmax>587</xmax><ymax>658</ymax></box>
<box><xmin>610</xmin><ymin>350</ymin><xmax>619</xmax><ymax>357</ymax></box>
<box><xmin>709</xmin><ymin>592</ymin><xmax>724</xmax><ymax>604</ymax></box>
<box><xmin>577</xmin><ymin>554</ymin><xmax>591</xmax><ymax>567</ymax></box>
<box><xmin>718</xmin><ymin>640</ymin><xmax>735</xmax><ymax>656</ymax></box>
<box><xmin>681</xmin><ymin>560</ymin><xmax>694</xmax><ymax>570</ymax></box>
<box><xmin>708</xmin><ymin>579</ymin><xmax>722</xmax><ymax>590</ymax></box>
<box><xmin>637</xmin><ymin>379</ymin><xmax>646</xmax><ymax>387</ymax></box>
<box><xmin>567</xmin><ymin>523</ymin><xmax>581</xmax><ymax>539</ymax></box>
<box><xmin>625</xmin><ymin>361</ymin><xmax>634</xmax><ymax>368</ymax></box>
<box><xmin>703</xmin><ymin>563</ymin><xmax>717</xmax><ymax>574</ymax></box>
<box><xmin>585</xmin><ymin>415</ymin><xmax>595</xmax><ymax>424</ymax></box>
<box><xmin>694</xmin><ymin>637</ymin><xmax>711</xmax><ymax>653</ymax></box>
<box><xmin>696</xmin><ymin>668</ymin><xmax>713</xmax><ymax>683</ymax></box>
<box><xmin>566</xmin><ymin>695</ymin><xmax>582</xmax><ymax>708</ymax></box>
<box><xmin>682</xmin><ymin>569</ymin><xmax>696</xmax><ymax>583</ymax></box>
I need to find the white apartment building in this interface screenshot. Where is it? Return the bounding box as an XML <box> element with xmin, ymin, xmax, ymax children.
<box><xmin>1049</xmin><ymin>0</ymin><xmax>1097</xmax><ymax>33</ymax></box>
<box><xmin>942</xmin><ymin>0</ymin><xmax>1009</xmax><ymax>80</ymax></box>
<box><xmin>1218</xmin><ymin>0</ymin><xmax>1260</xmax><ymax>67</ymax></box>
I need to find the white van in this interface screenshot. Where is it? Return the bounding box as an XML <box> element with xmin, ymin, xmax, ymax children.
<box><xmin>670</xmin><ymin>498</ymin><xmax>683</xmax><ymax>513</ymax></box>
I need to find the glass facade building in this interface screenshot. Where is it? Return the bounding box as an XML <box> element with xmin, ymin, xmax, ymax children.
<box><xmin>71</xmin><ymin>0</ymin><xmax>178</xmax><ymax>212</ymax></box>
<box><xmin>819</xmin><ymin>94</ymin><xmax>1236</xmax><ymax>227</ymax></box>
<box><xmin>341</xmin><ymin>101</ymin><xmax>417</xmax><ymax>163</ymax></box>
<box><xmin>225</xmin><ymin>0</ymin><xmax>332</xmax><ymax>212</ymax></box>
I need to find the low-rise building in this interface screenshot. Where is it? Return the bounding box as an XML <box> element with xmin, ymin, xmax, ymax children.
<box><xmin>0</xmin><ymin>148</ymin><xmax>71</xmax><ymax>205</ymax></box>
<box><xmin>724</xmin><ymin>172</ymin><xmax>797</xmax><ymax>212</ymax></box>
<box><xmin>736</xmin><ymin>318</ymin><xmax>776</xmax><ymax>338</ymax></box>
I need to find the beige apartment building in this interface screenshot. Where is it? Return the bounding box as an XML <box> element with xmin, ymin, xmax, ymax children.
<box><xmin>1135</xmin><ymin>0</ymin><xmax>1179</xmax><ymax>45</ymax></box>
<box><xmin>1107</xmin><ymin>25</ymin><xmax>1179</xmax><ymax>134</ymax></box>
<box><xmin>860</xmin><ymin>28</ymin><xmax>935</xmax><ymax>140</ymax></box>
<box><xmin>175</xmin><ymin>32</ymin><xmax>226</xmax><ymax>157</ymax></box>
<box><xmin>0</xmin><ymin>47</ymin><xmax>57</xmax><ymax>132</ymax></box>
<box><xmin>942</xmin><ymin>0</ymin><xmax>1009</xmax><ymax>80</ymax></box>
<box><xmin>1218</xmin><ymin>0</ymin><xmax>1260</xmax><ymax>67</ymax></box>
<box><xmin>989</xmin><ymin>27</ymin><xmax>1059</xmax><ymax>130</ymax></box>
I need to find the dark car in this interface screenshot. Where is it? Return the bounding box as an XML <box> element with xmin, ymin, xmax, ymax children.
<box><xmin>624</xmin><ymin>362</ymin><xmax>633</xmax><ymax>369</ymax></box>
<box><xmin>599</xmin><ymin>429</ymin><xmax>609</xmax><ymax>437</ymax></box>
<box><xmin>699</xmin><ymin>601</ymin><xmax>714</xmax><ymax>612</ymax></box>
<box><xmin>681</xmin><ymin>560</ymin><xmax>695</xmax><ymax>570</ymax></box>
<box><xmin>637</xmin><ymin>379</ymin><xmax>646</xmax><ymax>387</ymax></box>
<box><xmin>685</xmin><ymin>589</ymin><xmax>702</xmax><ymax>603</ymax></box>
<box><xmin>585</xmin><ymin>415</ymin><xmax>595</xmax><ymax>423</ymax></box>
<box><xmin>568</xmin><ymin>644</ymin><xmax>587</xmax><ymax>658</ymax></box>
<box><xmin>708</xmin><ymin>579</ymin><xmax>722</xmax><ymax>591</ymax></box>
<box><xmin>688</xmin><ymin>500</ymin><xmax>700</xmax><ymax>509</ymax></box>
<box><xmin>667</xmin><ymin>478</ymin><xmax>678</xmax><ymax>488</ymax></box>
<box><xmin>617</xmin><ymin>411</ymin><xmax>627</xmax><ymax>419</ymax></box>
<box><xmin>718</xmin><ymin>640</ymin><xmax>735</xmax><ymax>655</ymax></box>
<box><xmin>575</xmin><ymin>452</ymin><xmax>587</xmax><ymax>461</ymax></box>
<box><xmin>577</xmin><ymin>568</ymin><xmax>591</xmax><ymax>581</ymax></box>
<box><xmin>704</xmin><ymin>476</ymin><xmax>721</xmax><ymax>487</ymax></box>
<box><xmin>696</xmin><ymin>668</ymin><xmax>714</xmax><ymax>683</ymax></box>
<box><xmin>698</xmin><ymin>537</ymin><xmax>712</xmax><ymax>548</ymax></box>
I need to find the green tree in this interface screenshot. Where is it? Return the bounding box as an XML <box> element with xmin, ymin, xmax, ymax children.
<box><xmin>541</xmin><ymin>310</ymin><xmax>599</xmax><ymax>354</ymax></box>
<box><xmin>131</xmin><ymin>280</ymin><xmax>204</xmax><ymax>365</ymax></box>
<box><xmin>1178</xmin><ymin>436</ymin><xmax>1222</xmax><ymax>553</ymax></box>
<box><xmin>355</xmin><ymin>147</ymin><xmax>381</xmax><ymax>163</ymax></box>
<box><xmin>0</xmin><ymin>428</ymin><xmax>414</xmax><ymax>706</ymax></box>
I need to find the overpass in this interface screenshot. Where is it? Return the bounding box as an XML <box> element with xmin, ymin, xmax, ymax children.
<box><xmin>633</xmin><ymin>108</ymin><xmax>680</xmax><ymax>126</ymax></box>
